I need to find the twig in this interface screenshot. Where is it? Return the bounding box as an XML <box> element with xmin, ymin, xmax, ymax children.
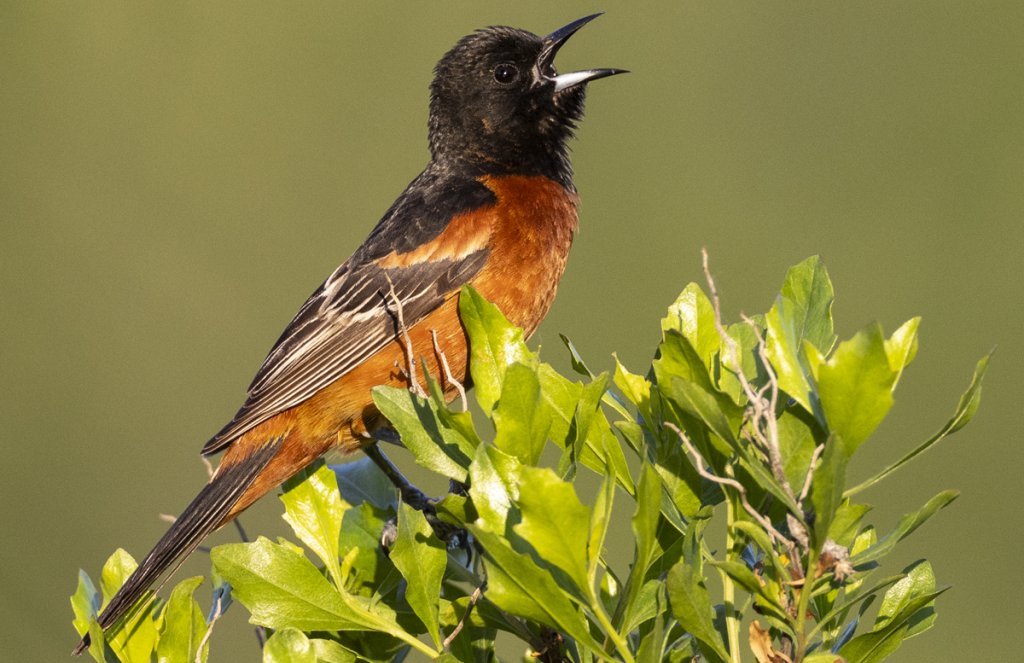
<box><xmin>666</xmin><ymin>422</ymin><xmax>790</xmax><ymax>547</ymax></box>
<box><xmin>442</xmin><ymin>582</ymin><xmax>486</xmax><ymax>650</ymax></box>
<box><xmin>432</xmin><ymin>329</ymin><xmax>467</xmax><ymax>412</ymax></box>
<box><xmin>382</xmin><ymin>272</ymin><xmax>425</xmax><ymax>398</ymax></box>
<box><xmin>798</xmin><ymin>444</ymin><xmax>825</xmax><ymax>503</ymax></box>
<box><xmin>363</xmin><ymin>443</ymin><xmax>431</xmax><ymax>511</ymax></box>
<box><xmin>196</xmin><ymin>588</ymin><xmax>226</xmax><ymax>663</ymax></box>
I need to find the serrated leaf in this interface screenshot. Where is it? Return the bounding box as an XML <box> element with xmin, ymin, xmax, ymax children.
<box><xmin>817</xmin><ymin>324</ymin><xmax>897</xmax><ymax>455</ymax></box>
<box><xmin>513</xmin><ymin>466</ymin><xmax>592</xmax><ymax>596</ymax></box>
<box><xmin>281</xmin><ymin>461</ymin><xmax>347</xmax><ymax>589</ymax></box>
<box><xmin>263</xmin><ymin>628</ymin><xmax>315</xmax><ymax>663</ymax></box>
<box><xmin>468</xmin><ymin>527</ymin><xmax>609</xmax><ymax>655</ymax></box>
<box><xmin>156</xmin><ymin>576</ymin><xmax>208</xmax><ymax>663</ymax></box>
<box><xmin>667</xmin><ymin>561</ymin><xmax>730</xmax><ymax>662</ymax></box>
<box><xmin>851</xmin><ymin>491</ymin><xmax>959</xmax><ymax>565</ymax></box>
<box><xmin>372</xmin><ymin>385</ymin><xmax>473</xmax><ymax>481</ymax></box>
<box><xmin>391</xmin><ymin>502</ymin><xmax>446</xmax><ymax>649</ymax></box>
<box><xmin>211</xmin><ymin>537</ymin><xmax>433</xmax><ymax>657</ymax></box>
<box><xmin>845</xmin><ymin>353</ymin><xmax>990</xmax><ymax>497</ymax></box>
<box><xmin>493</xmin><ymin>362</ymin><xmax>551</xmax><ymax>466</ymax></box>
<box><xmin>459</xmin><ymin>286</ymin><xmax>535</xmax><ymax>412</ymax></box>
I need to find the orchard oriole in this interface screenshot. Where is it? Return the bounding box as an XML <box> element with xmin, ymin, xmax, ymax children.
<box><xmin>73</xmin><ymin>13</ymin><xmax>623</xmax><ymax>654</ymax></box>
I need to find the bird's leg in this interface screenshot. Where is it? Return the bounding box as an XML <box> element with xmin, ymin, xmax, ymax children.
<box><xmin>382</xmin><ymin>273</ymin><xmax>426</xmax><ymax>398</ymax></box>
<box><xmin>431</xmin><ymin>329</ymin><xmax>467</xmax><ymax>412</ymax></box>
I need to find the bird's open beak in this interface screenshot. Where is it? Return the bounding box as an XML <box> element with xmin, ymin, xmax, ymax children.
<box><xmin>538</xmin><ymin>13</ymin><xmax>628</xmax><ymax>92</ymax></box>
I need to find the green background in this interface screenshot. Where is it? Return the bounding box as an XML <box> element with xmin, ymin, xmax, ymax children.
<box><xmin>2</xmin><ymin>2</ymin><xmax>1021</xmax><ymax>660</ymax></box>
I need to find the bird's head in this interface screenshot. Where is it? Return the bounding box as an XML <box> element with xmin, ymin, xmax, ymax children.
<box><xmin>427</xmin><ymin>14</ymin><xmax>626</xmax><ymax>185</ymax></box>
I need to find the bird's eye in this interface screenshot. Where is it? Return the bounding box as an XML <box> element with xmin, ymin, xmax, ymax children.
<box><xmin>492</xmin><ymin>63</ymin><xmax>519</xmax><ymax>84</ymax></box>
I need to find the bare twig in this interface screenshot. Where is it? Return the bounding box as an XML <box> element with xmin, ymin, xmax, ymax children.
<box><xmin>196</xmin><ymin>588</ymin><xmax>226</xmax><ymax>663</ymax></box>
<box><xmin>383</xmin><ymin>273</ymin><xmax>425</xmax><ymax>398</ymax></box>
<box><xmin>666</xmin><ymin>422</ymin><xmax>790</xmax><ymax>547</ymax></box>
<box><xmin>442</xmin><ymin>582</ymin><xmax>486</xmax><ymax>650</ymax></box>
<box><xmin>432</xmin><ymin>329</ymin><xmax>467</xmax><ymax>412</ymax></box>
<box><xmin>798</xmin><ymin>444</ymin><xmax>825</xmax><ymax>503</ymax></box>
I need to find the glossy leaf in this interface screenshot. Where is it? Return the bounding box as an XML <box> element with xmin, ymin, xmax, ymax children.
<box><xmin>391</xmin><ymin>502</ymin><xmax>446</xmax><ymax>649</ymax></box>
<box><xmin>810</xmin><ymin>435</ymin><xmax>848</xmax><ymax>546</ymax></box>
<box><xmin>513</xmin><ymin>466</ymin><xmax>592</xmax><ymax>595</ymax></box>
<box><xmin>661</xmin><ymin>282</ymin><xmax>720</xmax><ymax>369</ymax></box>
<box><xmin>331</xmin><ymin>458</ymin><xmax>397</xmax><ymax>512</ymax></box>
<box><xmin>875</xmin><ymin>561</ymin><xmax>938</xmax><ymax>639</ymax></box>
<box><xmin>100</xmin><ymin>549</ymin><xmax>159</xmax><ymax>663</ymax></box>
<box><xmin>459</xmin><ymin>286</ymin><xmax>534</xmax><ymax>412</ymax></box>
<box><xmin>817</xmin><ymin>324</ymin><xmax>897</xmax><ymax>455</ymax></box>
<box><xmin>840</xmin><ymin>588</ymin><xmax>948</xmax><ymax>663</ymax></box>
<box><xmin>372</xmin><ymin>385</ymin><xmax>473</xmax><ymax>481</ymax></box>
<box><xmin>262</xmin><ymin>628</ymin><xmax>315</xmax><ymax>663</ymax></box>
<box><xmin>492</xmin><ymin>362</ymin><xmax>551</xmax><ymax>466</ymax></box>
<box><xmin>156</xmin><ymin>576</ymin><xmax>208</xmax><ymax>663</ymax></box>
<box><xmin>883</xmin><ymin>317</ymin><xmax>920</xmax><ymax>388</ymax></box>
<box><xmin>281</xmin><ymin>461</ymin><xmax>347</xmax><ymax>589</ymax></box>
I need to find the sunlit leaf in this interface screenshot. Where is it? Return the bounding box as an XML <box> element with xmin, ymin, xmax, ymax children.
<box><xmin>281</xmin><ymin>461</ymin><xmax>347</xmax><ymax>589</ymax></box>
<box><xmin>493</xmin><ymin>362</ymin><xmax>551</xmax><ymax>466</ymax></box>
<box><xmin>851</xmin><ymin>491</ymin><xmax>959</xmax><ymax>565</ymax></box>
<box><xmin>817</xmin><ymin>324</ymin><xmax>897</xmax><ymax>455</ymax></box>
<box><xmin>667</xmin><ymin>561</ymin><xmax>730</xmax><ymax>662</ymax></box>
<box><xmin>156</xmin><ymin>576</ymin><xmax>208</xmax><ymax>663</ymax></box>
<box><xmin>459</xmin><ymin>286</ymin><xmax>535</xmax><ymax>412</ymax></box>
<box><xmin>262</xmin><ymin>628</ymin><xmax>315</xmax><ymax>663</ymax></box>
<box><xmin>883</xmin><ymin>317</ymin><xmax>920</xmax><ymax>388</ymax></box>
<box><xmin>391</xmin><ymin>502</ymin><xmax>445</xmax><ymax>649</ymax></box>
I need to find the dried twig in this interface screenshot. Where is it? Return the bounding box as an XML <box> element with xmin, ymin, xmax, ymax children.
<box><xmin>798</xmin><ymin>444</ymin><xmax>825</xmax><ymax>503</ymax></box>
<box><xmin>432</xmin><ymin>329</ymin><xmax>467</xmax><ymax>412</ymax></box>
<box><xmin>666</xmin><ymin>422</ymin><xmax>790</xmax><ymax>547</ymax></box>
<box><xmin>442</xmin><ymin>582</ymin><xmax>486</xmax><ymax>650</ymax></box>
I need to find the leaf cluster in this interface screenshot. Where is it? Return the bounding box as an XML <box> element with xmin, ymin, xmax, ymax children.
<box><xmin>72</xmin><ymin>257</ymin><xmax>988</xmax><ymax>662</ymax></box>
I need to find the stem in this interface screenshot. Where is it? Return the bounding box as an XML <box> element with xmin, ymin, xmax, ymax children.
<box><xmin>721</xmin><ymin>495</ymin><xmax>742</xmax><ymax>663</ymax></box>
<box><xmin>791</xmin><ymin>546</ymin><xmax>819</xmax><ymax>661</ymax></box>
<box><xmin>591</xmin><ymin>600</ymin><xmax>636</xmax><ymax>663</ymax></box>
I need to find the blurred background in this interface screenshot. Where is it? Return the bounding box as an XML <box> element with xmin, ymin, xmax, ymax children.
<box><xmin>2</xmin><ymin>2</ymin><xmax>1021</xmax><ymax>660</ymax></box>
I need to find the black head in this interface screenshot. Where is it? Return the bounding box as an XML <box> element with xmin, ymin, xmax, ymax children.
<box><xmin>427</xmin><ymin>14</ymin><xmax>625</xmax><ymax>188</ymax></box>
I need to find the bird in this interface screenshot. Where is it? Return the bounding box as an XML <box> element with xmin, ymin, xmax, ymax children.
<box><xmin>73</xmin><ymin>13</ymin><xmax>624</xmax><ymax>655</ymax></box>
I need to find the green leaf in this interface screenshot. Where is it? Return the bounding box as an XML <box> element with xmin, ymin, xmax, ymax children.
<box><xmin>493</xmin><ymin>362</ymin><xmax>551</xmax><ymax>466</ymax></box>
<box><xmin>70</xmin><ymin>569</ymin><xmax>101</xmax><ymax>641</ymax></box>
<box><xmin>661</xmin><ymin>282</ymin><xmax>720</xmax><ymax>369</ymax></box>
<box><xmin>331</xmin><ymin>458</ymin><xmax>397</xmax><ymax>511</ymax></box>
<box><xmin>391</xmin><ymin>502</ymin><xmax>446</xmax><ymax>649</ymax></box>
<box><xmin>469</xmin><ymin>527</ymin><xmax>608</xmax><ymax>654</ymax></box>
<box><xmin>666</xmin><ymin>561</ymin><xmax>730</xmax><ymax>662</ymax></box>
<box><xmin>100</xmin><ymin>549</ymin><xmax>160</xmax><ymax>663</ymax></box>
<box><xmin>310</xmin><ymin>638</ymin><xmax>358</xmax><ymax>663</ymax></box>
<box><xmin>513</xmin><ymin>466</ymin><xmax>592</xmax><ymax>596</ymax></box>
<box><xmin>281</xmin><ymin>461</ymin><xmax>347</xmax><ymax>589</ymax></box>
<box><xmin>588</xmin><ymin>471</ymin><xmax>615</xmax><ymax>584</ymax></box>
<box><xmin>263</xmin><ymin>628</ymin><xmax>316</xmax><ymax>663</ymax></box>
<box><xmin>212</xmin><ymin>537</ymin><xmax>434</xmax><ymax>657</ymax></box>
<box><xmin>810</xmin><ymin>434</ymin><xmax>848</xmax><ymax>547</ymax></box>
<box><xmin>156</xmin><ymin>576</ymin><xmax>208</xmax><ymax>663</ymax></box>
<box><xmin>765</xmin><ymin>256</ymin><xmax>835</xmax><ymax>411</ymax></box>
<box><xmin>845</xmin><ymin>353</ymin><xmax>991</xmax><ymax>497</ymax></box>
<box><xmin>372</xmin><ymin>385</ymin><xmax>473</xmax><ymax>481</ymax></box>
<box><xmin>459</xmin><ymin>286</ymin><xmax>535</xmax><ymax>412</ymax></box>
<box><xmin>884</xmin><ymin>317</ymin><xmax>920</xmax><ymax>388</ymax></box>
<box><xmin>840</xmin><ymin>588</ymin><xmax>948</xmax><ymax>663</ymax></box>
<box><xmin>876</xmin><ymin>561</ymin><xmax>938</xmax><ymax>639</ymax></box>
<box><xmin>817</xmin><ymin>324</ymin><xmax>897</xmax><ymax>455</ymax></box>
<box><xmin>852</xmin><ymin>490</ymin><xmax>959</xmax><ymax>565</ymax></box>
<box><xmin>467</xmin><ymin>444</ymin><xmax>521</xmax><ymax>532</ymax></box>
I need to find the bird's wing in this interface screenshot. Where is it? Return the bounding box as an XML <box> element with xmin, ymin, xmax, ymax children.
<box><xmin>201</xmin><ymin>169</ymin><xmax>500</xmax><ymax>455</ymax></box>
<box><xmin>202</xmin><ymin>249</ymin><xmax>488</xmax><ymax>455</ymax></box>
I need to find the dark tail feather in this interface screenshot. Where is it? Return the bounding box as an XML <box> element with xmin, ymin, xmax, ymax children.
<box><xmin>72</xmin><ymin>437</ymin><xmax>283</xmax><ymax>656</ymax></box>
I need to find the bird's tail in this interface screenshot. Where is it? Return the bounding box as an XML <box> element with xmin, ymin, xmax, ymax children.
<box><xmin>72</xmin><ymin>436</ymin><xmax>284</xmax><ymax>656</ymax></box>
